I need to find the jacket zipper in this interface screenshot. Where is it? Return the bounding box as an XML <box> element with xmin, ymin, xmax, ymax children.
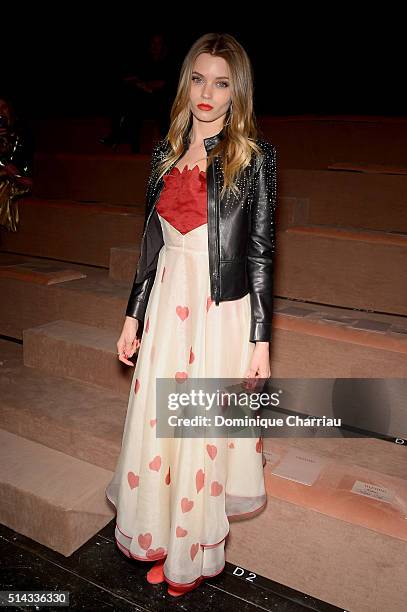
<box><xmin>212</xmin><ymin>160</ymin><xmax>220</xmax><ymax>305</ymax></box>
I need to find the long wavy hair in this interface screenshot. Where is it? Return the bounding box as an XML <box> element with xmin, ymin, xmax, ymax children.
<box><xmin>155</xmin><ymin>32</ymin><xmax>263</xmax><ymax>199</ymax></box>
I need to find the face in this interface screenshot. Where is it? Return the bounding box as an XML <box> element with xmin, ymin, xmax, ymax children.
<box><xmin>190</xmin><ymin>53</ymin><xmax>232</xmax><ymax>125</ymax></box>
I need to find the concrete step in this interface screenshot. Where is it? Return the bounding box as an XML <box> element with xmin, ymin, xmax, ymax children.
<box><xmin>0</xmin><ymin>197</ymin><xmax>144</xmax><ymax>267</ymax></box>
<box><xmin>228</xmin><ymin>437</ymin><xmax>407</xmax><ymax>612</ymax></box>
<box><xmin>23</xmin><ymin>320</ymin><xmax>134</xmax><ymax>396</ymax></box>
<box><xmin>0</xmin><ymin>428</ymin><xmax>114</xmax><ymax>557</ymax></box>
<box><xmin>0</xmin><ymin>256</ymin><xmax>129</xmax><ymax>340</ymax></box>
<box><xmin>282</xmin><ymin>168</ymin><xmax>407</xmax><ymax>233</ymax></box>
<box><xmin>259</xmin><ymin>114</ymin><xmax>407</xmax><ymax>169</ymax></box>
<box><xmin>30</xmin><ymin>116</ymin><xmax>112</xmax><ymax>154</ymax></box>
<box><xmin>29</xmin><ymin>116</ymin><xmax>161</xmax><ymax>155</ymax></box>
<box><xmin>277</xmin><ymin>224</ymin><xmax>407</xmax><ymax>316</ymax></box>
<box><xmin>0</xmin><ymin>340</ymin><xmax>126</xmax><ymax>472</ymax></box>
<box><xmin>272</xmin><ymin>300</ymin><xmax>407</xmax><ymax>377</ymax></box>
<box><xmin>328</xmin><ymin>161</ymin><xmax>407</xmax><ymax>175</ymax></box>
<box><xmin>109</xmin><ymin>244</ymin><xmax>139</xmax><ymax>283</ymax></box>
<box><xmin>32</xmin><ymin>152</ymin><xmax>151</xmax><ymax>205</ymax></box>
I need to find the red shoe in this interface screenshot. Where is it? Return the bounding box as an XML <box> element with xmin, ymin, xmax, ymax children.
<box><xmin>146</xmin><ymin>558</ymin><xmax>166</xmax><ymax>584</ymax></box>
<box><xmin>167</xmin><ymin>575</ymin><xmax>205</xmax><ymax>597</ymax></box>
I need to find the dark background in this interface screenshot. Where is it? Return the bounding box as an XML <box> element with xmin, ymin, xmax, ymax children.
<box><xmin>1</xmin><ymin>8</ymin><xmax>404</xmax><ymax>121</ymax></box>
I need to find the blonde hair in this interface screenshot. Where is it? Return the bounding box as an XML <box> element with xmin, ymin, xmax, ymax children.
<box><xmin>155</xmin><ymin>32</ymin><xmax>263</xmax><ymax>199</ymax></box>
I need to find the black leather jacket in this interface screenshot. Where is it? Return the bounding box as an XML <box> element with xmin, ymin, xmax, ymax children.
<box><xmin>125</xmin><ymin>127</ymin><xmax>277</xmax><ymax>343</ymax></box>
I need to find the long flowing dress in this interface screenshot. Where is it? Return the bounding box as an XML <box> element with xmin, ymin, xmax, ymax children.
<box><xmin>105</xmin><ymin>163</ymin><xmax>267</xmax><ymax>587</ymax></box>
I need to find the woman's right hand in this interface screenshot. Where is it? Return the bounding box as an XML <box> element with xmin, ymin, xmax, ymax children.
<box><xmin>117</xmin><ymin>316</ymin><xmax>141</xmax><ymax>366</ymax></box>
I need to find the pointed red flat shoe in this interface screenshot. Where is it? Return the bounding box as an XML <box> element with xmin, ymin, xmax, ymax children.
<box><xmin>146</xmin><ymin>558</ymin><xmax>166</xmax><ymax>584</ymax></box>
<box><xmin>167</xmin><ymin>575</ymin><xmax>205</xmax><ymax>597</ymax></box>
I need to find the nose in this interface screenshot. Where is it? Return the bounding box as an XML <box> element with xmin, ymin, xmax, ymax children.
<box><xmin>202</xmin><ymin>83</ymin><xmax>214</xmax><ymax>98</ymax></box>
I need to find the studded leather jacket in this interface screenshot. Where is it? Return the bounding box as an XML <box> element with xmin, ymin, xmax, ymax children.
<box><xmin>125</xmin><ymin>127</ymin><xmax>277</xmax><ymax>343</ymax></box>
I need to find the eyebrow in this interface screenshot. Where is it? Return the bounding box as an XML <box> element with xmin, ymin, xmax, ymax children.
<box><xmin>192</xmin><ymin>71</ymin><xmax>229</xmax><ymax>79</ymax></box>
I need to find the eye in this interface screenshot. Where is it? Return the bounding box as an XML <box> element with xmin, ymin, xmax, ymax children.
<box><xmin>191</xmin><ymin>76</ymin><xmax>229</xmax><ymax>87</ymax></box>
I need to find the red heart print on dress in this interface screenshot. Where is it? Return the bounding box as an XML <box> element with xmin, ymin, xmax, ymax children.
<box><xmin>210</xmin><ymin>481</ymin><xmax>223</xmax><ymax>496</ymax></box>
<box><xmin>176</xmin><ymin>305</ymin><xmax>189</xmax><ymax>321</ymax></box>
<box><xmin>190</xmin><ymin>543</ymin><xmax>199</xmax><ymax>561</ymax></box>
<box><xmin>189</xmin><ymin>346</ymin><xmax>195</xmax><ymax>363</ymax></box>
<box><xmin>165</xmin><ymin>467</ymin><xmax>171</xmax><ymax>485</ymax></box>
<box><xmin>150</xmin><ymin>418</ymin><xmax>157</xmax><ymax>427</ymax></box>
<box><xmin>195</xmin><ymin>469</ymin><xmax>205</xmax><ymax>493</ymax></box>
<box><xmin>181</xmin><ymin>497</ymin><xmax>194</xmax><ymax>513</ymax></box>
<box><xmin>206</xmin><ymin>297</ymin><xmax>213</xmax><ymax>311</ymax></box>
<box><xmin>176</xmin><ymin>526</ymin><xmax>188</xmax><ymax>537</ymax></box>
<box><xmin>175</xmin><ymin>371</ymin><xmax>188</xmax><ymax>382</ymax></box>
<box><xmin>138</xmin><ymin>532</ymin><xmax>152</xmax><ymax>550</ymax></box>
<box><xmin>145</xmin><ymin>316</ymin><xmax>150</xmax><ymax>333</ymax></box>
<box><xmin>146</xmin><ymin>547</ymin><xmax>166</xmax><ymax>559</ymax></box>
<box><xmin>206</xmin><ymin>444</ymin><xmax>217</xmax><ymax>460</ymax></box>
<box><xmin>149</xmin><ymin>455</ymin><xmax>162</xmax><ymax>471</ymax></box>
<box><xmin>228</xmin><ymin>442</ymin><xmax>235</xmax><ymax>449</ymax></box>
<box><xmin>127</xmin><ymin>471</ymin><xmax>139</xmax><ymax>489</ymax></box>
<box><xmin>134</xmin><ymin>379</ymin><xmax>140</xmax><ymax>394</ymax></box>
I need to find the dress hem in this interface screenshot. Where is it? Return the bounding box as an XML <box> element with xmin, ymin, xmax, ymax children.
<box><xmin>107</xmin><ymin>491</ymin><xmax>267</xmax><ymax>554</ymax></box>
<box><xmin>106</xmin><ymin>488</ymin><xmax>267</xmax><ymax>557</ymax></box>
<box><xmin>227</xmin><ymin>498</ymin><xmax>268</xmax><ymax>522</ymax></box>
<box><xmin>111</xmin><ymin>510</ymin><xmax>266</xmax><ymax>561</ymax></box>
<box><xmin>163</xmin><ymin>563</ymin><xmax>226</xmax><ymax>588</ymax></box>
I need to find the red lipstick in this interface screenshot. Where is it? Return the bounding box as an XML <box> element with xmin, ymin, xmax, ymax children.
<box><xmin>197</xmin><ymin>104</ymin><xmax>213</xmax><ymax>110</ymax></box>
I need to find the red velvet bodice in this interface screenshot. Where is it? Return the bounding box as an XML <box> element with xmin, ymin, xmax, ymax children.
<box><xmin>156</xmin><ymin>164</ymin><xmax>207</xmax><ymax>234</ymax></box>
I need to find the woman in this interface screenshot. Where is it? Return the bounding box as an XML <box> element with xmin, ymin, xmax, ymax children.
<box><xmin>105</xmin><ymin>32</ymin><xmax>277</xmax><ymax>597</ymax></box>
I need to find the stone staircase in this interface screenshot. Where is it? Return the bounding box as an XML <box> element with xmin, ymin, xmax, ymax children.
<box><xmin>0</xmin><ymin>115</ymin><xmax>406</xmax><ymax>612</ymax></box>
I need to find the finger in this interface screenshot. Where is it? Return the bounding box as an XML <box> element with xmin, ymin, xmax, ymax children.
<box><xmin>244</xmin><ymin>369</ymin><xmax>258</xmax><ymax>389</ymax></box>
<box><xmin>119</xmin><ymin>356</ymin><xmax>134</xmax><ymax>366</ymax></box>
<box><xmin>117</xmin><ymin>350</ymin><xmax>135</xmax><ymax>366</ymax></box>
<box><xmin>131</xmin><ymin>338</ymin><xmax>141</xmax><ymax>353</ymax></box>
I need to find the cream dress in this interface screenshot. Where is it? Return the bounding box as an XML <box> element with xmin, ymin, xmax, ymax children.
<box><xmin>105</xmin><ymin>164</ymin><xmax>267</xmax><ymax>587</ymax></box>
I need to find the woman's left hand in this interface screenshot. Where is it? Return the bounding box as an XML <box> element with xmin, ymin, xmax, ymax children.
<box><xmin>244</xmin><ymin>342</ymin><xmax>271</xmax><ymax>388</ymax></box>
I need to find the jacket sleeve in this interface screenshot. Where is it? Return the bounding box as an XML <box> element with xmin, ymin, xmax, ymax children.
<box><xmin>125</xmin><ymin>273</ymin><xmax>157</xmax><ymax>322</ymax></box>
<box><xmin>125</xmin><ymin>143</ymin><xmax>162</xmax><ymax>322</ymax></box>
<box><xmin>247</xmin><ymin>143</ymin><xmax>278</xmax><ymax>343</ymax></box>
